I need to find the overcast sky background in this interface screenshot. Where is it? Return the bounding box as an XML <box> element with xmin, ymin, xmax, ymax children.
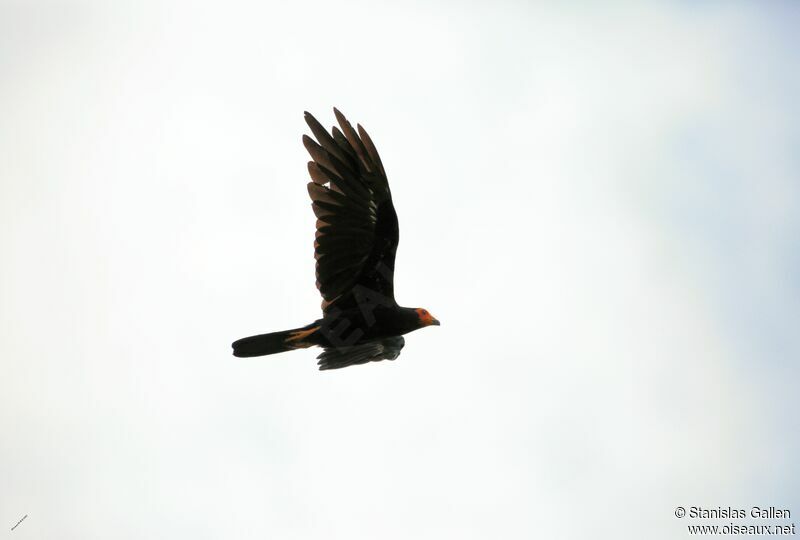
<box><xmin>1</xmin><ymin>1</ymin><xmax>798</xmax><ymax>538</ymax></box>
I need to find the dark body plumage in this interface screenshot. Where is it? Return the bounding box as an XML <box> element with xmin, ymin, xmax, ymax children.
<box><xmin>232</xmin><ymin>109</ymin><xmax>439</xmax><ymax>370</ymax></box>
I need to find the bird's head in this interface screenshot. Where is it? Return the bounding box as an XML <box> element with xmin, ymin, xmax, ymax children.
<box><xmin>414</xmin><ymin>308</ymin><xmax>440</xmax><ymax>327</ymax></box>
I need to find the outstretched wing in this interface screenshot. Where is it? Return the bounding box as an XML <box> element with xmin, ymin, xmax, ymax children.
<box><xmin>304</xmin><ymin>109</ymin><xmax>399</xmax><ymax>315</ymax></box>
<box><xmin>317</xmin><ymin>336</ymin><xmax>405</xmax><ymax>371</ymax></box>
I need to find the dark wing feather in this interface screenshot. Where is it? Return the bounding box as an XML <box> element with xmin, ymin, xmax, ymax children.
<box><xmin>317</xmin><ymin>336</ymin><xmax>405</xmax><ymax>371</ymax></box>
<box><xmin>304</xmin><ymin>109</ymin><xmax>399</xmax><ymax>314</ymax></box>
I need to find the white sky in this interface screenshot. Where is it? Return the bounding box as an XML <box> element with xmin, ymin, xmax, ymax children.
<box><xmin>1</xmin><ymin>2</ymin><xmax>798</xmax><ymax>538</ymax></box>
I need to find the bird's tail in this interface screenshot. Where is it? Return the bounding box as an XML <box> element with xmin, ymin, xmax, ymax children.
<box><xmin>232</xmin><ymin>323</ymin><xmax>320</xmax><ymax>358</ymax></box>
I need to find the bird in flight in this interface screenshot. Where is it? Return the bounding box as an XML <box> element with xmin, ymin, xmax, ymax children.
<box><xmin>232</xmin><ymin>109</ymin><xmax>439</xmax><ymax>370</ymax></box>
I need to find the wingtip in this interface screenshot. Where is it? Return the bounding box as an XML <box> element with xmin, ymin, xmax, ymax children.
<box><xmin>333</xmin><ymin>107</ymin><xmax>347</xmax><ymax>124</ymax></box>
<box><xmin>303</xmin><ymin>112</ymin><xmax>316</xmax><ymax>131</ymax></box>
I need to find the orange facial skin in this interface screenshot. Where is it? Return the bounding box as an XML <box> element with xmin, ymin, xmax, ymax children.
<box><xmin>415</xmin><ymin>308</ymin><xmax>440</xmax><ymax>327</ymax></box>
